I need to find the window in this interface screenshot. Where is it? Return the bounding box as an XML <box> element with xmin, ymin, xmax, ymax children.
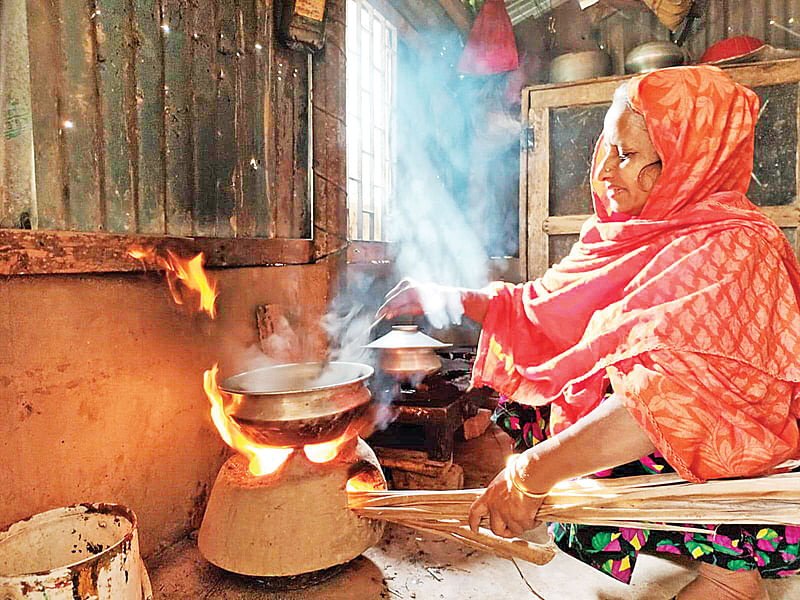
<box><xmin>346</xmin><ymin>0</ymin><xmax>397</xmax><ymax>242</ymax></box>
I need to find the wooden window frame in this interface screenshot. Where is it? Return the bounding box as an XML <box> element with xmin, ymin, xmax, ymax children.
<box><xmin>520</xmin><ymin>58</ymin><xmax>800</xmax><ymax>281</ymax></box>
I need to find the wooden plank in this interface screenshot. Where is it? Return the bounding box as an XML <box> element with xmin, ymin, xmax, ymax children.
<box><xmin>0</xmin><ymin>229</ymin><xmax>314</xmax><ymax>275</ymax></box>
<box><xmin>527</xmin><ymin>107</ymin><xmax>549</xmax><ymax>279</ymax></box>
<box><xmin>543</xmin><ymin>214</ymin><xmax>591</xmax><ymax>235</ymax></box>
<box><xmin>374</xmin><ymin>447</ymin><xmax>452</xmax><ymax>477</ymax></box>
<box><xmin>518</xmin><ymin>90</ymin><xmax>530</xmax><ymax>282</ymax></box>
<box><xmin>264</xmin><ymin>1</ymin><xmax>278</xmax><ymax>239</ymax></box>
<box><xmin>723</xmin><ymin>59</ymin><xmax>800</xmax><ymax>87</ymax></box>
<box><xmin>796</xmin><ymin>80</ymin><xmax>800</xmax><ymax>259</ymax></box>
<box><xmin>524</xmin><ymin>59</ymin><xmax>800</xmax><ymax>110</ymax></box>
<box><xmin>134</xmin><ymin>0</ymin><xmax>166</xmax><ymax>233</ymax></box>
<box><xmin>1</xmin><ymin>0</ymin><xmax>36</xmax><ymax>230</ymax></box>
<box><xmin>238</xmin><ymin>0</ymin><xmax>270</xmax><ymax>238</ymax></box>
<box><xmin>314</xmin><ymin>0</ymin><xmax>348</xmax><ymax>261</ymax></box>
<box><xmin>746</xmin><ymin>0</ymin><xmax>766</xmax><ymax>43</ymax></box>
<box><xmin>25</xmin><ymin>0</ymin><xmax>67</xmax><ymax>229</ymax></box>
<box><xmin>436</xmin><ymin>0</ymin><xmax>472</xmax><ymax>33</ymax></box>
<box><xmin>60</xmin><ymin>0</ymin><xmax>103</xmax><ymax>231</ymax></box>
<box><xmin>163</xmin><ymin>0</ymin><xmax>194</xmax><ymax>236</ymax></box>
<box><xmin>726</xmin><ymin>0</ymin><xmax>746</xmax><ymax>38</ymax></box>
<box><xmin>95</xmin><ymin>0</ymin><xmax>136</xmax><ymax>234</ymax></box>
<box><xmin>290</xmin><ymin>55</ymin><xmax>308</xmax><ymax>238</ymax></box>
<box><xmin>764</xmin><ymin>0</ymin><xmax>784</xmax><ymax>48</ymax></box>
<box><xmin>702</xmin><ymin>0</ymin><xmax>726</xmax><ymax>54</ymax></box>
<box><xmin>258</xmin><ymin>0</ymin><xmax>274</xmax><ymax>238</ymax></box>
<box><xmin>542</xmin><ymin>206</ymin><xmax>800</xmax><ymax>236</ymax></box>
<box><xmin>191</xmin><ymin>0</ymin><xmax>217</xmax><ymax>236</ymax></box>
<box><xmin>214</xmin><ymin>0</ymin><xmax>238</xmax><ymax>238</ymax></box>
<box><xmin>273</xmin><ymin>47</ymin><xmax>295</xmax><ymax>238</ymax></box>
<box><xmin>233</xmin><ymin>0</ymin><xmax>254</xmax><ymax>237</ymax></box>
<box><xmin>607</xmin><ymin>13</ymin><xmax>625</xmax><ymax>76</ymax></box>
<box><xmin>346</xmin><ymin>240</ymin><xmax>395</xmax><ymax>263</ymax></box>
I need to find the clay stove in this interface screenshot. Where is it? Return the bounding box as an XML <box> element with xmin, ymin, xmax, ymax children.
<box><xmin>197</xmin><ymin>362</ymin><xmax>386</xmax><ymax>577</ymax></box>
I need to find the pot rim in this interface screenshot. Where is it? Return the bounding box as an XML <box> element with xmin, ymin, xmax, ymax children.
<box><xmin>0</xmin><ymin>503</ymin><xmax>137</xmax><ymax>580</ymax></box>
<box><xmin>219</xmin><ymin>361</ymin><xmax>374</xmax><ymax>396</ymax></box>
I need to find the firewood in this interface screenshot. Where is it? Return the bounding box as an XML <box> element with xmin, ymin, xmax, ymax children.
<box><xmin>347</xmin><ymin>460</ymin><xmax>800</xmax><ymax>565</ymax></box>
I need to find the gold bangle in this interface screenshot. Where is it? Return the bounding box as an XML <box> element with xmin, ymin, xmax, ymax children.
<box><xmin>505</xmin><ymin>454</ymin><xmax>549</xmax><ymax>499</ymax></box>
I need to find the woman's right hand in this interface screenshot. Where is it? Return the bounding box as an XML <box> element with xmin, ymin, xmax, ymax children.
<box><xmin>376</xmin><ymin>278</ymin><xmax>462</xmax><ymax>328</ymax></box>
<box><xmin>377</xmin><ymin>277</ymin><xmax>492</xmax><ymax>327</ymax></box>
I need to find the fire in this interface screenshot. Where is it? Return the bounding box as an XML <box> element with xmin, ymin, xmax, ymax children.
<box><xmin>203</xmin><ymin>364</ymin><xmax>294</xmax><ymax>476</ymax></box>
<box><xmin>304</xmin><ymin>434</ymin><xmax>352</xmax><ymax>463</ymax></box>
<box><xmin>346</xmin><ymin>469</ymin><xmax>386</xmax><ymax>493</ymax></box>
<box><xmin>135</xmin><ymin>244</ymin><xmax>358</xmax><ymax>473</ymax></box>
<box><xmin>128</xmin><ymin>246</ymin><xmax>218</xmax><ymax>318</ymax></box>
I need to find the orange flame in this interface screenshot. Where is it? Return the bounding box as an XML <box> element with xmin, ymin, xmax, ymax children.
<box><xmin>203</xmin><ymin>364</ymin><xmax>293</xmax><ymax>476</ymax></box>
<box><xmin>129</xmin><ymin>247</ymin><xmax>218</xmax><ymax>318</ymax></box>
<box><xmin>346</xmin><ymin>470</ymin><xmax>386</xmax><ymax>493</ymax></box>
<box><xmin>304</xmin><ymin>435</ymin><xmax>352</xmax><ymax>463</ymax></box>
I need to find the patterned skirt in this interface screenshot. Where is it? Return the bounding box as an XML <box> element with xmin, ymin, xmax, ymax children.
<box><xmin>492</xmin><ymin>397</ymin><xmax>800</xmax><ymax>584</ymax></box>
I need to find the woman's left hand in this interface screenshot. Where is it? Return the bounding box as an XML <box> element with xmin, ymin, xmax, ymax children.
<box><xmin>467</xmin><ymin>458</ymin><xmax>546</xmax><ymax>538</ymax></box>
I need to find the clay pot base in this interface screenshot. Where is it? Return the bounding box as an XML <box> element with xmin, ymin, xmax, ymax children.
<box><xmin>197</xmin><ymin>438</ymin><xmax>386</xmax><ymax>576</ymax></box>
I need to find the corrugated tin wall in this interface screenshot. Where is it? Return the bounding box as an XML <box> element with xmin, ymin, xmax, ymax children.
<box><xmin>596</xmin><ymin>0</ymin><xmax>800</xmax><ymax>63</ymax></box>
<box><xmin>13</xmin><ymin>0</ymin><xmax>313</xmax><ymax>238</ymax></box>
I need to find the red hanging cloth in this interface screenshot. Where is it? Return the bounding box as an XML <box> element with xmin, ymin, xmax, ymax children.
<box><xmin>457</xmin><ymin>0</ymin><xmax>519</xmax><ymax>75</ymax></box>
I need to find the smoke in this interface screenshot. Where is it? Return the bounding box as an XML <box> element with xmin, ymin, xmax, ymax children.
<box><xmin>388</xmin><ymin>32</ymin><xmax>522</xmax><ymax>329</ymax></box>
<box><xmin>321</xmin><ymin>271</ymin><xmax>400</xmax><ymax>432</ymax></box>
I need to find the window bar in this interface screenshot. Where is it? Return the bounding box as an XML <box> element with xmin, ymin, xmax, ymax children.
<box><xmin>355</xmin><ymin>0</ymin><xmax>364</xmax><ymax>239</ymax></box>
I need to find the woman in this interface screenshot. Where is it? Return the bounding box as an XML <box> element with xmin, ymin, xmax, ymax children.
<box><xmin>378</xmin><ymin>66</ymin><xmax>800</xmax><ymax>599</ymax></box>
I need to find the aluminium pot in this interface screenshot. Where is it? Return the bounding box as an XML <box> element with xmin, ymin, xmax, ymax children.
<box><xmin>549</xmin><ymin>50</ymin><xmax>612</xmax><ymax>83</ymax></box>
<box><xmin>364</xmin><ymin>325</ymin><xmax>452</xmax><ymax>380</ymax></box>
<box><xmin>0</xmin><ymin>503</ymin><xmax>152</xmax><ymax>600</ymax></box>
<box><xmin>219</xmin><ymin>361</ymin><xmax>374</xmax><ymax>447</ymax></box>
<box><xmin>625</xmin><ymin>41</ymin><xmax>685</xmax><ymax>73</ymax></box>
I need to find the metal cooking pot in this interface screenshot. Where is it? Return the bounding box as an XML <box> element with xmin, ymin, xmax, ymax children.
<box><xmin>364</xmin><ymin>325</ymin><xmax>451</xmax><ymax>380</ymax></box>
<box><xmin>625</xmin><ymin>41</ymin><xmax>685</xmax><ymax>74</ymax></box>
<box><xmin>219</xmin><ymin>361</ymin><xmax>374</xmax><ymax>447</ymax></box>
<box><xmin>549</xmin><ymin>50</ymin><xmax>612</xmax><ymax>83</ymax></box>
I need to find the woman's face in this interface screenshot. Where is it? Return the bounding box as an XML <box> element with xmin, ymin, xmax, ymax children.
<box><xmin>597</xmin><ymin>106</ymin><xmax>661</xmax><ymax>216</ymax></box>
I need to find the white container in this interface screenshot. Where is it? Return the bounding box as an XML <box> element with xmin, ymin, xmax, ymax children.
<box><xmin>0</xmin><ymin>503</ymin><xmax>152</xmax><ymax>600</ymax></box>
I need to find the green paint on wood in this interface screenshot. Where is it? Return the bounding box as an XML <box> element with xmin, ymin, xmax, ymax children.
<box><xmin>215</xmin><ymin>0</ymin><xmax>238</xmax><ymax>238</ymax></box>
<box><xmin>95</xmin><ymin>0</ymin><xmax>136</xmax><ymax>233</ymax></box>
<box><xmin>191</xmin><ymin>0</ymin><xmax>217</xmax><ymax>236</ymax></box>
<box><xmin>163</xmin><ymin>0</ymin><xmax>194</xmax><ymax>235</ymax></box>
<box><xmin>60</xmin><ymin>0</ymin><xmax>103</xmax><ymax>231</ymax></box>
<box><xmin>25</xmin><ymin>0</ymin><xmax>66</xmax><ymax>228</ymax></box>
<box><xmin>134</xmin><ymin>0</ymin><xmax>165</xmax><ymax>234</ymax></box>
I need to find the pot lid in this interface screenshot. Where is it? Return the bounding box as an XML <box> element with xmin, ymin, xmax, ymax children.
<box><xmin>364</xmin><ymin>325</ymin><xmax>452</xmax><ymax>350</ymax></box>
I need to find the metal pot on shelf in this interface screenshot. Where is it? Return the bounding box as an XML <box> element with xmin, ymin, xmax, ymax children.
<box><xmin>364</xmin><ymin>325</ymin><xmax>452</xmax><ymax>381</ymax></box>
<box><xmin>625</xmin><ymin>41</ymin><xmax>686</xmax><ymax>74</ymax></box>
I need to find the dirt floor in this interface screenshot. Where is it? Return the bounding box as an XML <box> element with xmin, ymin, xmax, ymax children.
<box><xmin>146</xmin><ymin>425</ymin><xmax>800</xmax><ymax>599</ymax></box>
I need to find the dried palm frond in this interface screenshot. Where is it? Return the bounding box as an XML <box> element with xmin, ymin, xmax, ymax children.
<box><xmin>348</xmin><ymin>460</ymin><xmax>800</xmax><ymax>565</ymax></box>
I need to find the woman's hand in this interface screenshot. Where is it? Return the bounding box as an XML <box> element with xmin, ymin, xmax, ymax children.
<box><xmin>468</xmin><ymin>455</ymin><xmax>547</xmax><ymax>538</ymax></box>
<box><xmin>376</xmin><ymin>277</ymin><xmax>491</xmax><ymax>327</ymax></box>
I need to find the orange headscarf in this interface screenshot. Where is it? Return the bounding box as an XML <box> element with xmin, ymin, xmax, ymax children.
<box><xmin>471</xmin><ymin>66</ymin><xmax>800</xmax><ymax>475</ymax></box>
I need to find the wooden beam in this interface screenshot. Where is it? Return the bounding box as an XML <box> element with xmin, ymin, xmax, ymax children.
<box><xmin>526</xmin><ymin>107</ymin><xmax>550</xmax><ymax>279</ymax></box>
<box><xmin>386</xmin><ymin>0</ymin><xmax>458</xmax><ymax>35</ymax></box>
<box><xmin>0</xmin><ymin>230</ymin><xmax>314</xmax><ymax>275</ymax></box>
<box><xmin>526</xmin><ymin>58</ymin><xmax>800</xmax><ymax>109</ymax></box>
<box><xmin>436</xmin><ymin>0</ymin><xmax>472</xmax><ymax>33</ymax></box>
<box><xmin>346</xmin><ymin>240</ymin><xmax>396</xmax><ymax>264</ymax></box>
<box><xmin>542</xmin><ymin>206</ymin><xmax>800</xmax><ymax>237</ymax></box>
